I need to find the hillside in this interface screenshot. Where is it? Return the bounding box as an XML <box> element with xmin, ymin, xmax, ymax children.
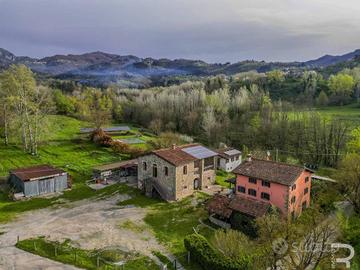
<box><xmin>0</xmin><ymin>48</ymin><xmax>359</xmax><ymax>87</ymax></box>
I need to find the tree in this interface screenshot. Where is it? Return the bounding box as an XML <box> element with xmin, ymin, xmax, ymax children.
<box><xmin>342</xmin><ymin>67</ymin><xmax>360</xmax><ymax>102</ymax></box>
<box><xmin>256</xmin><ymin>207</ymin><xmax>337</xmax><ymax>270</ymax></box>
<box><xmin>28</xmin><ymin>85</ymin><xmax>54</xmax><ymax>155</ymax></box>
<box><xmin>83</xmin><ymin>88</ymin><xmax>113</xmax><ymax>129</ymax></box>
<box><xmin>336</xmin><ymin>154</ymin><xmax>360</xmax><ymax>214</ymax></box>
<box><xmin>53</xmin><ymin>89</ymin><xmax>76</xmax><ymax>115</ymax></box>
<box><xmin>0</xmin><ymin>79</ymin><xmax>11</xmax><ymax>145</ymax></box>
<box><xmin>316</xmin><ymin>90</ymin><xmax>329</xmax><ymax>106</ymax></box>
<box><xmin>302</xmin><ymin>71</ymin><xmax>318</xmax><ymax>104</ymax></box>
<box><xmin>328</xmin><ymin>73</ymin><xmax>355</xmax><ymax>105</ymax></box>
<box><xmin>0</xmin><ymin>64</ymin><xmax>36</xmax><ymax>151</ymax></box>
<box><xmin>266</xmin><ymin>70</ymin><xmax>285</xmax><ymax>83</ymax></box>
<box><xmin>201</xmin><ymin>106</ymin><xmax>217</xmax><ymax>144</ymax></box>
<box><xmin>255</xmin><ymin>208</ymin><xmax>290</xmax><ymax>270</ymax></box>
<box><xmin>348</xmin><ymin>127</ymin><xmax>360</xmax><ymax>153</ymax></box>
<box><xmin>212</xmin><ymin>229</ymin><xmax>253</xmax><ymax>263</ymax></box>
<box><xmin>148</xmin><ymin>132</ymin><xmax>183</xmax><ymax>149</ymax></box>
<box><xmin>283</xmin><ymin>209</ymin><xmax>337</xmax><ymax>270</ymax></box>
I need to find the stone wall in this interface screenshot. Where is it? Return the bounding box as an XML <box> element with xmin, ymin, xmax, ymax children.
<box><xmin>138</xmin><ymin>154</ymin><xmax>217</xmax><ymax>201</ymax></box>
<box><xmin>138</xmin><ymin>154</ymin><xmax>177</xmax><ymax>200</ymax></box>
<box><xmin>174</xmin><ymin>162</ymin><xmax>200</xmax><ymax>200</ymax></box>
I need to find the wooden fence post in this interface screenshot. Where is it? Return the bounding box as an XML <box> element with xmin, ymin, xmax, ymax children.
<box><xmin>187</xmin><ymin>251</ymin><xmax>191</xmax><ymax>263</ymax></box>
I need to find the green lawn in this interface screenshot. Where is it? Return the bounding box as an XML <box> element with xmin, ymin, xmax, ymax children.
<box><xmin>143</xmin><ymin>193</ymin><xmax>214</xmax><ymax>270</ymax></box>
<box><xmin>16</xmin><ymin>237</ymin><xmax>160</xmax><ymax>270</ymax></box>
<box><xmin>0</xmin><ymin>115</ymin><xmax>126</xmax><ymax>223</ymax></box>
<box><xmin>215</xmin><ymin>170</ymin><xmax>234</xmax><ymax>188</ymax></box>
<box><xmin>315</xmin><ymin>103</ymin><xmax>360</xmax><ymax>122</ymax></box>
<box><xmin>118</xmin><ymin>190</ymin><xmax>215</xmax><ymax>269</ymax></box>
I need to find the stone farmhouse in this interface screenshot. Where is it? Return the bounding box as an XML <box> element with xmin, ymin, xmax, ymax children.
<box><xmin>137</xmin><ymin>144</ymin><xmax>218</xmax><ymax>201</ymax></box>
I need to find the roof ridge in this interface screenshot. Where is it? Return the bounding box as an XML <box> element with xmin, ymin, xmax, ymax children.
<box><xmin>251</xmin><ymin>158</ymin><xmax>305</xmax><ymax>169</ymax></box>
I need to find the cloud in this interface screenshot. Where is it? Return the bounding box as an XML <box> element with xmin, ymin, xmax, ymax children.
<box><xmin>0</xmin><ymin>0</ymin><xmax>359</xmax><ymax>62</ymax></box>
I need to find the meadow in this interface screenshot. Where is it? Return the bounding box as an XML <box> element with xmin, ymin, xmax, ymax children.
<box><xmin>0</xmin><ymin>115</ymin><xmax>153</xmax><ymax>223</ymax></box>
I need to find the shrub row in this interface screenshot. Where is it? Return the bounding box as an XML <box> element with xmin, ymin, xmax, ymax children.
<box><xmin>184</xmin><ymin>234</ymin><xmax>252</xmax><ymax>270</ymax></box>
<box><xmin>90</xmin><ymin>128</ymin><xmax>147</xmax><ymax>158</ymax></box>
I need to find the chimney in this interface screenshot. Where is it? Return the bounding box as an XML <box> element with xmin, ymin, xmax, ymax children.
<box><xmin>247</xmin><ymin>154</ymin><xmax>252</xmax><ymax>162</ymax></box>
<box><xmin>172</xmin><ymin>144</ymin><xmax>176</xmax><ymax>150</ymax></box>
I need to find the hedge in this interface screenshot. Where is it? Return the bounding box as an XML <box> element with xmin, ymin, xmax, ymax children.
<box><xmin>184</xmin><ymin>234</ymin><xmax>252</xmax><ymax>270</ymax></box>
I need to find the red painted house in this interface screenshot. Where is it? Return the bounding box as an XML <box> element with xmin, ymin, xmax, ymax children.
<box><xmin>232</xmin><ymin>156</ymin><xmax>313</xmax><ymax>218</ymax></box>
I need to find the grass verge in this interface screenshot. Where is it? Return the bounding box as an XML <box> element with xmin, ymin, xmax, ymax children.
<box><xmin>16</xmin><ymin>237</ymin><xmax>160</xmax><ymax>270</ymax></box>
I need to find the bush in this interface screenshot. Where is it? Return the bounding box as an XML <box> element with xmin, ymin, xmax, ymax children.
<box><xmin>230</xmin><ymin>212</ymin><xmax>258</xmax><ymax>238</ymax></box>
<box><xmin>111</xmin><ymin>141</ymin><xmax>130</xmax><ymax>153</ymax></box>
<box><xmin>90</xmin><ymin>129</ymin><xmax>113</xmax><ymax>147</ymax></box>
<box><xmin>184</xmin><ymin>234</ymin><xmax>252</xmax><ymax>270</ymax></box>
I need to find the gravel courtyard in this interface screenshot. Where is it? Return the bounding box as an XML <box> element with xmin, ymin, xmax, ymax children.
<box><xmin>0</xmin><ymin>193</ymin><xmax>166</xmax><ymax>270</ymax></box>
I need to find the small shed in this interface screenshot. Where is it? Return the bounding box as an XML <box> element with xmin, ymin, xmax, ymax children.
<box><xmin>92</xmin><ymin>159</ymin><xmax>138</xmax><ymax>182</ymax></box>
<box><xmin>8</xmin><ymin>165</ymin><xmax>69</xmax><ymax>197</ymax></box>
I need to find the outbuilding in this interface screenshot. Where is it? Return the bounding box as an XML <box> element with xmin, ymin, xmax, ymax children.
<box><xmin>8</xmin><ymin>165</ymin><xmax>69</xmax><ymax>197</ymax></box>
<box><xmin>92</xmin><ymin>159</ymin><xmax>138</xmax><ymax>183</ymax></box>
<box><xmin>216</xmin><ymin>148</ymin><xmax>242</xmax><ymax>172</ymax></box>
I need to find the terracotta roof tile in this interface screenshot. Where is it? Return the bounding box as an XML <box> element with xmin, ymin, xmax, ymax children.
<box><xmin>228</xmin><ymin>195</ymin><xmax>271</xmax><ymax>218</ymax></box>
<box><xmin>233</xmin><ymin>158</ymin><xmax>310</xmax><ymax>186</ymax></box>
<box><xmin>152</xmin><ymin>147</ymin><xmax>197</xmax><ymax>166</ymax></box>
<box><xmin>206</xmin><ymin>194</ymin><xmax>233</xmax><ymax>218</ymax></box>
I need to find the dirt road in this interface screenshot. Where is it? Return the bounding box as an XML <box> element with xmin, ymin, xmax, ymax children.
<box><xmin>0</xmin><ymin>193</ymin><xmax>165</xmax><ymax>270</ymax></box>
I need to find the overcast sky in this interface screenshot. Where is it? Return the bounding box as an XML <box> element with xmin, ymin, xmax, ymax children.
<box><xmin>1</xmin><ymin>0</ymin><xmax>360</xmax><ymax>63</ymax></box>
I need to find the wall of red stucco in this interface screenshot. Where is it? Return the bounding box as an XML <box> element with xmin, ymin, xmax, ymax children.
<box><xmin>235</xmin><ymin>170</ymin><xmax>312</xmax><ymax>216</ymax></box>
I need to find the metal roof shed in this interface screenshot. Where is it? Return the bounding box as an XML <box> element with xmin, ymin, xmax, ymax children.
<box><xmin>9</xmin><ymin>165</ymin><xmax>68</xmax><ymax>197</ymax></box>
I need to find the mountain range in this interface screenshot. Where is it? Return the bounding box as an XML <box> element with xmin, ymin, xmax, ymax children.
<box><xmin>1</xmin><ymin>48</ymin><xmax>360</xmax><ymax>88</ymax></box>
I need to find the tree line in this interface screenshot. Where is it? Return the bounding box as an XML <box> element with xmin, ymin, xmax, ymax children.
<box><xmin>1</xmin><ymin>64</ymin><xmax>359</xmax><ymax>167</ymax></box>
<box><xmin>0</xmin><ymin>65</ymin><xmax>53</xmax><ymax>155</ymax></box>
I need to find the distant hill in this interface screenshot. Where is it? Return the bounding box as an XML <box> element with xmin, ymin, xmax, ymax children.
<box><xmin>0</xmin><ymin>48</ymin><xmax>359</xmax><ymax>87</ymax></box>
<box><xmin>304</xmin><ymin>49</ymin><xmax>360</xmax><ymax>67</ymax></box>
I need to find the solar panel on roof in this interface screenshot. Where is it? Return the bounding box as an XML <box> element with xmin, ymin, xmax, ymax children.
<box><xmin>224</xmin><ymin>149</ymin><xmax>241</xmax><ymax>156</ymax></box>
<box><xmin>182</xmin><ymin>145</ymin><xmax>218</xmax><ymax>159</ymax></box>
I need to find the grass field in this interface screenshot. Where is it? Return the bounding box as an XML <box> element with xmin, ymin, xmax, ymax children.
<box><xmin>315</xmin><ymin>104</ymin><xmax>360</xmax><ymax>123</ymax></box>
<box><xmin>0</xmin><ymin>115</ymin><xmax>149</xmax><ymax>223</ymax></box>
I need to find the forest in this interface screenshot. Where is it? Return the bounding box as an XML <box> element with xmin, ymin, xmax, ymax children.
<box><xmin>1</xmin><ymin>65</ymin><xmax>360</xmax><ymax>168</ymax></box>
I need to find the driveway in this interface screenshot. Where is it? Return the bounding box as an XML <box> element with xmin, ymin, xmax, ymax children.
<box><xmin>0</xmin><ymin>246</ymin><xmax>80</xmax><ymax>270</ymax></box>
<box><xmin>0</xmin><ymin>193</ymin><xmax>166</xmax><ymax>270</ymax></box>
